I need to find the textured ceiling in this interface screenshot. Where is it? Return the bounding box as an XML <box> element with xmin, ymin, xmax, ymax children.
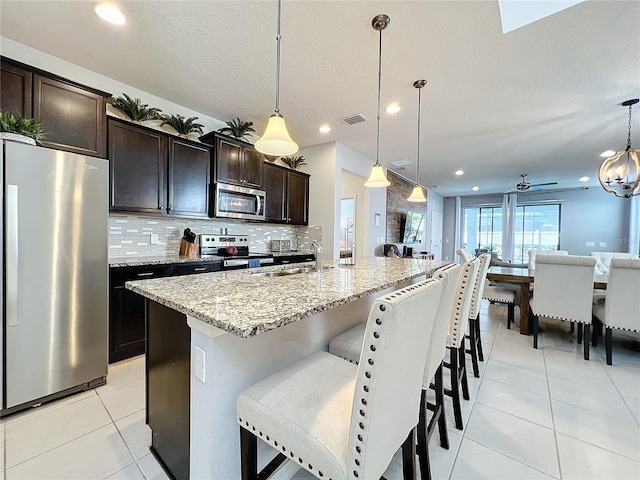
<box><xmin>1</xmin><ymin>0</ymin><xmax>639</xmax><ymax>197</ymax></box>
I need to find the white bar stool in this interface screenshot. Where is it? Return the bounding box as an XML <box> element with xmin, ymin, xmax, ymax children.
<box><xmin>237</xmin><ymin>277</ymin><xmax>444</xmax><ymax>480</ymax></box>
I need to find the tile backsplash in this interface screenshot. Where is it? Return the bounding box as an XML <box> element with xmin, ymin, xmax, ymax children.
<box><xmin>108</xmin><ymin>214</ymin><xmax>322</xmax><ymax>257</ymax></box>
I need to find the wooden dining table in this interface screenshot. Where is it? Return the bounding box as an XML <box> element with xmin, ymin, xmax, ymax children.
<box><xmin>486</xmin><ymin>266</ymin><xmax>608</xmax><ymax>335</ymax></box>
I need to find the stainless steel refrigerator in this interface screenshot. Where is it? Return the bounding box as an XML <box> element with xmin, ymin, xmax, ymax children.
<box><xmin>1</xmin><ymin>140</ymin><xmax>108</xmax><ymax>415</ymax></box>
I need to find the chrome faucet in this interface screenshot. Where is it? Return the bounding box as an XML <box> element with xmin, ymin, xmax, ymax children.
<box><xmin>311</xmin><ymin>241</ymin><xmax>323</xmax><ymax>272</ymax></box>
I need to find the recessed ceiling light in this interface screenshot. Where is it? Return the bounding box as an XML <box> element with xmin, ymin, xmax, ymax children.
<box><xmin>579</xmin><ymin>176</ymin><xmax>589</xmax><ymax>182</ymax></box>
<box><xmin>431</xmin><ymin>185</ymin><xmax>440</xmax><ymax>188</ymax></box>
<box><xmin>600</xmin><ymin>149</ymin><xmax>616</xmax><ymax>157</ymax></box>
<box><xmin>318</xmin><ymin>125</ymin><xmax>331</xmax><ymax>134</ymax></box>
<box><xmin>455</xmin><ymin>169</ymin><xmax>464</xmax><ymax>176</ymax></box>
<box><xmin>385</xmin><ymin>104</ymin><xmax>401</xmax><ymax>114</ymax></box>
<box><xmin>94</xmin><ymin>2</ymin><xmax>126</xmax><ymax>25</ymax></box>
<box><xmin>472</xmin><ymin>186</ymin><xmax>479</xmax><ymax>191</ymax></box>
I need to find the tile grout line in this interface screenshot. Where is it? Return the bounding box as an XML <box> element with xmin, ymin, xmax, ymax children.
<box><xmin>463</xmin><ymin>314</ymin><xmax>562</xmax><ymax>479</ymax></box>
<box><xmin>541</xmin><ymin>330</ymin><xmax>564</xmax><ymax>480</ymax></box>
<box><xmin>95</xmin><ymin>389</ymin><xmax>148</xmax><ymax>480</ymax></box>
<box><xmin>600</xmin><ymin>354</ymin><xmax>640</xmax><ymax>429</ymax></box>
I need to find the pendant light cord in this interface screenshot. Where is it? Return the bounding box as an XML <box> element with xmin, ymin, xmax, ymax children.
<box><xmin>274</xmin><ymin>0</ymin><xmax>282</xmax><ymax>115</ymax></box>
<box><xmin>416</xmin><ymin>85</ymin><xmax>422</xmax><ymax>186</ymax></box>
<box><xmin>375</xmin><ymin>27</ymin><xmax>382</xmax><ymax>166</ymax></box>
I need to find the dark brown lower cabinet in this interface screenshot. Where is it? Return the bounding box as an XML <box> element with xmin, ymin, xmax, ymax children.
<box><xmin>146</xmin><ymin>300</ymin><xmax>190</xmax><ymax>480</ymax></box>
<box><xmin>109</xmin><ymin>265</ymin><xmax>175</xmax><ymax>363</ymax></box>
<box><xmin>109</xmin><ymin>261</ymin><xmax>221</xmax><ymax>364</ymax></box>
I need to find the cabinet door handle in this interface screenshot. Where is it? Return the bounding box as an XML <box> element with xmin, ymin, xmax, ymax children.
<box><xmin>137</xmin><ymin>272</ymin><xmax>154</xmax><ymax>277</ymax></box>
<box><xmin>194</xmin><ymin>267</ymin><xmax>207</xmax><ymax>272</ymax></box>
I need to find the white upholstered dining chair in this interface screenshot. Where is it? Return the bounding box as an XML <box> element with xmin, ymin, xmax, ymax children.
<box><xmin>592</xmin><ymin>258</ymin><xmax>640</xmax><ymax>365</ymax></box>
<box><xmin>530</xmin><ymin>255</ymin><xmax>597</xmax><ymax>359</ymax></box>
<box><xmin>527</xmin><ymin>249</ymin><xmax>569</xmax><ymax>269</ymax></box>
<box><xmin>237</xmin><ymin>277</ymin><xmax>443</xmax><ymax>480</ymax></box>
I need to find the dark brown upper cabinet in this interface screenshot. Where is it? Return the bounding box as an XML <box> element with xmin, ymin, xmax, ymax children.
<box><xmin>109</xmin><ymin>119</ymin><xmax>167</xmax><ymax>214</ymax></box>
<box><xmin>33</xmin><ymin>75</ymin><xmax>107</xmax><ymax>157</ymax></box>
<box><xmin>1</xmin><ymin>62</ymin><xmax>32</xmax><ymax>117</ymax></box>
<box><xmin>200</xmin><ymin>132</ymin><xmax>263</xmax><ymax>188</ymax></box>
<box><xmin>168</xmin><ymin>138</ymin><xmax>211</xmax><ymax>218</ymax></box>
<box><xmin>262</xmin><ymin>162</ymin><xmax>309</xmax><ymax>225</ymax></box>
<box><xmin>1</xmin><ymin>57</ymin><xmax>110</xmax><ymax>158</ymax></box>
<box><xmin>108</xmin><ymin>118</ymin><xmax>212</xmax><ymax>218</ymax></box>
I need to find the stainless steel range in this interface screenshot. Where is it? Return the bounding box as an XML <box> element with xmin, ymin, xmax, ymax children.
<box><xmin>199</xmin><ymin>234</ymin><xmax>274</xmax><ymax>269</ymax></box>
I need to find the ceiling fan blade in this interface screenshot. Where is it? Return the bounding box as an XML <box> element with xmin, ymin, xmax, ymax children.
<box><xmin>504</xmin><ymin>187</ymin><xmax>520</xmax><ymax>194</ymax></box>
<box><xmin>530</xmin><ymin>182</ymin><xmax>558</xmax><ymax>187</ymax></box>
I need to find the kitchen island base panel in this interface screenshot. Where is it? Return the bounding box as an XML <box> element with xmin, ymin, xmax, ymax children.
<box><xmin>188</xmin><ymin>278</ymin><xmax>418</xmax><ymax>479</ymax></box>
<box><xmin>146</xmin><ymin>300</ymin><xmax>190</xmax><ymax>480</ymax></box>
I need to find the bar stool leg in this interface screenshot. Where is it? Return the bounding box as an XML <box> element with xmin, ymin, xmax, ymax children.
<box><xmin>435</xmin><ymin>365</ymin><xmax>449</xmax><ymax>449</ymax></box>
<box><xmin>458</xmin><ymin>342</ymin><xmax>470</xmax><ymax>401</ymax></box>
<box><xmin>476</xmin><ymin>315</ymin><xmax>484</xmax><ymax>362</ymax></box>
<box><xmin>240</xmin><ymin>427</ymin><xmax>258</xmax><ymax>480</ymax></box>
<box><xmin>467</xmin><ymin>319</ymin><xmax>480</xmax><ymax>378</ymax></box>
<box><xmin>417</xmin><ymin>391</ymin><xmax>430</xmax><ymax>480</ymax></box>
<box><xmin>401</xmin><ymin>428</ymin><xmax>417</xmax><ymax>480</ymax></box>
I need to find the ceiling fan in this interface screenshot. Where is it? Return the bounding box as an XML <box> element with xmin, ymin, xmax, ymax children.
<box><xmin>505</xmin><ymin>174</ymin><xmax>558</xmax><ymax>193</ymax></box>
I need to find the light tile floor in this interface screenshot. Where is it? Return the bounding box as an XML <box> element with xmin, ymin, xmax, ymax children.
<box><xmin>1</xmin><ymin>301</ymin><xmax>639</xmax><ymax>479</ymax></box>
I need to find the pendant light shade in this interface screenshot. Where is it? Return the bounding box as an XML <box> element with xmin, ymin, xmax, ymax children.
<box><xmin>407</xmin><ymin>185</ymin><xmax>427</xmax><ymax>202</ymax></box>
<box><xmin>407</xmin><ymin>79</ymin><xmax>427</xmax><ymax>202</ymax></box>
<box><xmin>364</xmin><ymin>164</ymin><xmax>390</xmax><ymax>187</ymax></box>
<box><xmin>255</xmin><ymin>0</ymin><xmax>298</xmax><ymax>157</ymax></box>
<box><xmin>255</xmin><ymin>114</ymin><xmax>298</xmax><ymax>156</ymax></box>
<box><xmin>598</xmin><ymin>99</ymin><xmax>640</xmax><ymax>198</ymax></box>
<box><xmin>364</xmin><ymin>14</ymin><xmax>391</xmax><ymax>188</ymax></box>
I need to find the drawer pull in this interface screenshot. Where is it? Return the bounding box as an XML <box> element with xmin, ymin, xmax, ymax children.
<box><xmin>137</xmin><ymin>272</ymin><xmax>154</xmax><ymax>277</ymax></box>
<box><xmin>194</xmin><ymin>267</ymin><xmax>207</xmax><ymax>272</ymax></box>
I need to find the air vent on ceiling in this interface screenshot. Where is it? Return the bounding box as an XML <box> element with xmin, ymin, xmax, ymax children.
<box><xmin>341</xmin><ymin>113</ymin><xmax>366</xmax><ymax>126</ymax></box>
<box><xmin>389</xmin><ymin>158</ymin><xmax>412</xmax><ymax>167</ymax></box>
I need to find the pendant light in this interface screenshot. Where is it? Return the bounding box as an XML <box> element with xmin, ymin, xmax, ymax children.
<box><xmin>255</xmin><ymin>0</ymin><xmax>298</xmax><ymax>156</ymax></box>
<box><xmin>407</xmin><ymin>79</ymin><xmax>428</xmax><ymax>202</ymax></box>
<box><xmin>364</xmin><ymin>14</ymin><xmax>391</xmax><ymax>188</ymax></box>
<box><xmin>598</xmin><ymin>99</ymin><xmax>640</xmax><ymax>198</ymax></box>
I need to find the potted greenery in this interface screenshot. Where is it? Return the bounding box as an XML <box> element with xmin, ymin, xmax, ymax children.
<box><xmin>218</xmin><ymin>117</ymin><xmax>255</xmax><ymax>140</ymax></box>
<box><xmin>160</xmin><ymin>114</ymin><xmax>204</xmax><ymax>137</ymax></box>
<box><xmin>0</xmin><ymin>110</ymin><xmax>44</xmax><ymax>145</ymax></box>
<box><xmin>264</xmin><ymin>154</ymin><xmax>280</xmax><ymax>163</ymax></box>
<box><xmin>282</xmin><ymin>155</ymin><xmax>307</xmax><ymax>170</ymax></box>
<box><xmin>108</xmin><ymin>93</ymin><xmax>162</xmax><ymax>122</ymax></box>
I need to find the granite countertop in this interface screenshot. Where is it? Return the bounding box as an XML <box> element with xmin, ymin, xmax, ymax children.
<box><xmin>109</xmin><ymin>251</ymin><xmax>314</xmax><ymax>268</ymax></box>
<box><xmin>126</xmin><ymin>257</ymin><xmax>450</xmax><ymax>338</ymax></box>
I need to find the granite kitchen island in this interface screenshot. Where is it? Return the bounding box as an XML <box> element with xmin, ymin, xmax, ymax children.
<box><xmin>126</xmin><ymin>257</ymin><xmax>449</xmax><ymax>479</ymax></box>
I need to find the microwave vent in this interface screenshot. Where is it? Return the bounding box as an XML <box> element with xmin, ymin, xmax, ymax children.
<box><xmin>341</xmin><ymin>113</ymin><xmax>367</xmax><ymax>126</ymax></box>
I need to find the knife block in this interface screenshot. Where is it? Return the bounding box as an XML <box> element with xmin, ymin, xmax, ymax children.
<box><xmin>179</xmin><ymin>239</ymin><xmax>197</xmax><ymax>257</ymax></box>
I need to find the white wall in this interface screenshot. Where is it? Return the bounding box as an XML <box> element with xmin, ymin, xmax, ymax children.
<box><xmin>340</xmin><ymin>170</ymin><xmax>366</xmax><ymax>258</ymax></box>
<box><xmin>1</xmin><ymin>37</ymin><xmax>226</xmax><ymax>135</ymax></box>
<box><xmin>425</xmin><ymin>189</ymin><xmax>445</xmax><ymax>259</ymax></box>
<box><xmin>299</xmin><ymin>143</ymin><xmax>337</xmax><ymax>259</ymax></box>
<box><xmin>442</xmin><ymin>187</ymin><xmax>631</xmax><ymax>260</ymax></box>
<box><xmin>335</xmin><ymin>143</ymin><xmax>387</xmax><ymax>258</ymax></box>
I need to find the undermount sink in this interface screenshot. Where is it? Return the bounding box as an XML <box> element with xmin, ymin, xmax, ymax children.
<box><xmin>250</xmin><ymin>266</ymin><xmax>333</xmax><ymax>278</ymax></box>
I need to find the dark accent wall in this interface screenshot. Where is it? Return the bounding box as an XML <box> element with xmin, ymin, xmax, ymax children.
<box><xmin>386</xmin><ymin>170</ymin><xmax>427</xmax><ymax>243</ymax></box>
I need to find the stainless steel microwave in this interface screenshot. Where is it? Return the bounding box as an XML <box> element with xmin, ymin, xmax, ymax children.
<box><xmin>214</xmin><ymin>182</ymin><xmax>266</xmax><ymax>221</ymax></box>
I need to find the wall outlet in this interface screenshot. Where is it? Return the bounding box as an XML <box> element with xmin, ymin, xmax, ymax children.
<box><xmin>194</xmin><ymin>346</ymin><xmax>206</xmax><ymax>384</ymax></box>
<box><xmin>599</xmin><ymin>241</ymin><xmax>606</xmax><ymax>247</ymax></box>
<box><xmin>150</xmin><ymin>233</ymin><xmax>159</xmax><ymax>245</ymax></box>
<box><xmin>266</xmin><ymin>235</ymin><xmax>271</xmax><ymax>243</ymax></box>
<box><xmin>585</xmin><ymin>241</ymin><xmax>595</xmax><ymax>247</ymax></box>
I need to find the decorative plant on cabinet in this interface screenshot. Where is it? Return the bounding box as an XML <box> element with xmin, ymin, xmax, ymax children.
<box><xmin>108</xmin><ymin>93</ymin><xmax>162</xmax><ymax>122</ymax></box>
<box><xmin>218</xmin><ymin>117</ymin><xmax>256</xmax><ymax>140</ymax></box>
<box><xmin>160</xmin><ymin>114</ymin><xmax>205</xmax><ymax>137</ymax></box>
<box><xmin>0</xmin><ymin>110</ymin><xmax>44</xmax><ymax>145</ymax></box>
<box><xmin>282</xmin><ymin>155</ymin><xmax>307</xmax><ymax>170</ymax></box>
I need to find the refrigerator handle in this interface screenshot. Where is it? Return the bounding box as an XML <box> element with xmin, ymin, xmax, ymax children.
<box><xmin>7</xmin><ymin>184</ymin><xmax>18</xmax><ymax>326</ymax></box>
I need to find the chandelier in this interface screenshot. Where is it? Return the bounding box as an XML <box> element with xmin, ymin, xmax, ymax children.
<box><xmin>599</xmin><ymin>99</ymin><xmax>640</xmax><ymax>198</ymax></box>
